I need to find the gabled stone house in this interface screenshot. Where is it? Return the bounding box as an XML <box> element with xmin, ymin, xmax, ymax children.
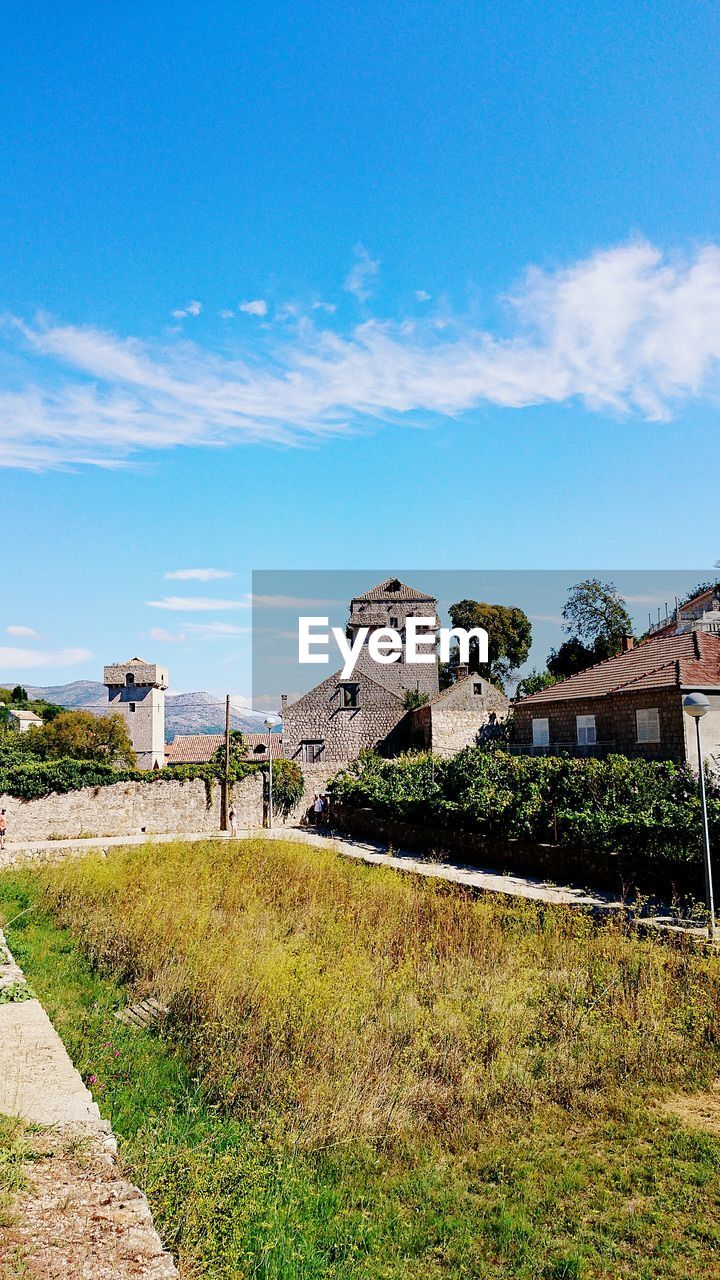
<box><xmin>410</xmin><ymin>671</ymin><xmax>509</xmax><ymax>756</ymax></box>
<box><xmin>513</xmin><ymin>630</ymin><xmax>720</xmax><ymax>767</ymax></box>
<box><xmin>281</xmin><ymin>577</ymin><xmax>440</xmax><ymax>763</ymax></box>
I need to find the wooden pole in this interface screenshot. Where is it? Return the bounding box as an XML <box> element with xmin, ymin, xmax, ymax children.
<box><xmin>221</xmin><ymin>693</ymin><xmax>230</xmax><ymax>831</ymax></box>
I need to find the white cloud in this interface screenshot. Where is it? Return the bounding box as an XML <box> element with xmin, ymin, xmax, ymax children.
<box><xmin>6</xmin><ymin>240</ymin><xmax>720</xmax><ymax>469</ymax></box>
<box><xmin>186</xmin><ymin>622</ymin><xmax>249</xmax><ymax>636</ymax></box>
<box><xmin>0</xmin><ymin>646</ymin><xmax>91</xmax><ymax>671</ymax></box>
<box><xmin>414</xmin><ymin>290</ymin><xmax>431</xmax><ymax>302</ymax></box>
<box><xmin>344</xmin><ymin>244</ymin><xmax>379</xmax><ymax>302</ymax></box>
<box><xmin>164</xmin><ymin>568</ymin><xmax>234</xmax><ymax>581</ymax></box>
<box><xmin>5</xmin><ymin>625</ymin><xmax>42</xmax><ymax>639</ymax></box>
<box><xmin>149</xmin><ymin>626</ymin><xmax>187</xmax><ymax>643</ymax></box>
<box><xmin>239</xmin><ymin>299</ymin><xmax>268</xmax><ymax>317</ymax></box>
<box><xmin>250</xmin><ymin>594</ymin><xmax>341</xmax><ymax>609</ymax></box>
<box><xmin>146</xmin><ymin>596</ymin><xmax>251</xmax><ymax>611</ymax></box>
<box><xmin>219</xmin><ymin>309</ymin><xmax>234</xmax><ymax>319</ymax></box>
<box><xmin>312</xmin><ymin>301</ymin><xmax>337</xmax><ymax>314</ymax></box>
<box><xmin>171</xmin><ymin>301</ymin><xmax>202</xmax><ymax>319</ymax></box>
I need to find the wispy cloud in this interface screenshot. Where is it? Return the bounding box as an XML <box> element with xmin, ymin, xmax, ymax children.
<box><xmin>172</xmin><ymin>300</ymin><xmax>202</xmax><ymax>319</ymax></box>
<box><xmin>5</xmin><ymin>240</ymin><xmax>720</xmax><ymax>469</ymax></box>
<box><xmin>414</xmin><ymin>290</ymin><xmax>431</xmax><ymax>302</ymax></box>
<box><xmin>149</xmin><ymin>626</ymin><xmax>187</xmax><ymax>643</ymax></box>
<box><xmin>219</xmin><ymin>309</ymin><xmax>234</xmax><ymax>319</ymax></box>
<box><xmin>164</xmin><ymin>568</ymin><xmax>234</xmax><ymax>581</ymax></box>
<box><xmin>5</xmin><ymin>625</ymin><xmax>42</xmax><ymax>639</ymax></box>
<box><xmin>344</xmin><ymin>244</ymin><xmax>379</xmax><ymax>302</ymax></box>
<box><xmin>0</xmin><ymin>646</ymin><xmax>91</xmax><ymax>671</ymax></box>
<box><xmin>250</xmin><ymin>594</ymin><xmax>342</xmax><ymax>609</ymax></box>
<box><xmin>239</xmin><ymin>299</ymin><xmax>268</xmax><ymax>317</ymax></box>
<box><xmin>186</xmin><ymin>622</ymin><xmax>249</xmax><ymax>637</ymax></box>
<box><xmin>146</xmin><ymin>596</ymin><xmax>250</xmax><ymax>611</ymax></box>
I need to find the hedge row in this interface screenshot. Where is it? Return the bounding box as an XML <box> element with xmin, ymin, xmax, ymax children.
<box><xmin>0</xmin><ymin>757</ymin><xmax>259</xmax><ymax>801</ymax></box>
<box><xmin>329</xmin><ymin>749</ymin><xmax>720</xmax><ymax>863</ymax></box>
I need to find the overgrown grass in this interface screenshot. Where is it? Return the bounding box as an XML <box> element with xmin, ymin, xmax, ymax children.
<box><xmin>2</xmin><ymin>838</ymin><xmax>720</xmax><ymax>1278</ymax></box>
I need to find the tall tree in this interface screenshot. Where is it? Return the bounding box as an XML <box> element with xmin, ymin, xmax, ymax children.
<box><xmin>447</xmin><ymin>600</ymin><xmax>532</xmax><ymax>687</ymax></box>
<box><xmin>562</xmin><ymin>578</ymin><xmax>633</xmax><ymax>648</ymax></box>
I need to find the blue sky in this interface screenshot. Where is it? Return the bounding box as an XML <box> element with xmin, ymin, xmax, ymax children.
<box><xmin>2</xmin><ymin>1</ymin><xmax>719</xmax><ymax>699</ymax></box>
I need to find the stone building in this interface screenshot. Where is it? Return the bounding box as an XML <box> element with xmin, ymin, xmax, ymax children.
<box><xmin>165</xmin><ymin>732</ymin><xmax>284</xmax><ymax>766</ymax></box>
<box><xmin>103</xmin><ymin>658</ymin><xmax>168</xmax><ymax>770</ymax></box>
<box><xmin>281</xmin><ymin>577</ymin><xmax>440</xmax><ymax>763</ymax></box>
<box><xmin>410</xmin><ymin>670</ymin><xmax>509</xmax><ymax>756</ymax></box>
<box><xmin>513</xmin><ymin>630</ymin><xmax>720</xmax><ymax>768</ymax></box>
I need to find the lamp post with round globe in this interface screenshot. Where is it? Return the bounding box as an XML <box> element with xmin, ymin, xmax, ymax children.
<box><xmin>264</xmin><ymin>718</ymin><xmax>276</xmax><ymax>829</ymax></box>
<box><xmin>683</xmin><ymin>692</ymin><xmax>715</xmax><ymax>940</ymax></box>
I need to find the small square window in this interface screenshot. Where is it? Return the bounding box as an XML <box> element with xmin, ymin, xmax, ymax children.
<box><xmin>129</xmin><ymin>703</ymin><xmax>136</xmax><ymax>713</ymax></box>
<box><xmin>576</xmin><ymin>714</ymin><xmax>596</xmax><ymax>746</ymax></box>
<box><xmin>473</xmin><ymin>682</ymin><xmax>483</xmax><ymax>695</ymax></box>
<box><xmin>301</xmin><ymin>740</ymin><xmax>324</xmax><ymax>763</ymax></box>
<box><xmin>532</xmin><ymin>717</ymin><xmax>549</xmax><ymax>746</ymax></box>
<box><xmin>636</xmin><ymin>707</ymin><xmax>660</xmax><ymax>743</ymax></box>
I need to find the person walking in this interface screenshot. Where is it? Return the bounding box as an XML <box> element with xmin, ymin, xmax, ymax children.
<box><xmin>228</xmin><ymin>802</ymin><xmax>237</xmax><ymax>837</ymax></box>
<box><xmin>313</xmin><ymin>793</ymin><xmax>324</xmax><ymax>827</ymax></box>
<box><xmin>0</xmin><ymin>809</ymin><xmax>7</xmax><ymax>851</ymax></box>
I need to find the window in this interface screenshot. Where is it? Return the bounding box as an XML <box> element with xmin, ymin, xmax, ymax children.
<box><xmin>389</xmin><ymin>616</ymin><xmax>399</xmax><ymax>629</ymax></box>
<box><xmin>129</xmin><ymin>703</ymin><xmax>136</xmax><ymax>713</ymax></box>
<box><xmin>340</xmin><ymin>683</ymin><xmax>359</xmax><ymax>708</ymax></box>
<box><xmin>301</xmin><ymin>740</ymin><xmax>324</xmax><ymax>763</ymax></box>
<box><xmin>532</xmin><ymin>717</ymin><xmax>550</xmax><ymax>746</ymax></box>
<box><xmin>636</xmin><ymin>707</ymin><xmax>660</xmax><ymax>743</ymax></box>
<box><xmin>473</xmin><ymin>682</ymin><xmax>483</xmax><ymax>695</ymax></box>
<box><xmin>576</xmin><ymin>714</ymin><xmax>596</xmax><ymax>746</ymax></box>
<box><xmin>125</xmin><ymin>673</ymin><xmax>135</xmax><ymax>686</ymax></box>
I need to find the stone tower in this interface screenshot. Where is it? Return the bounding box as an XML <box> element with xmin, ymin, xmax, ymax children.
<box><xmin>347</xmin><ymin>577</ymin><xmax>440</xmax><ymax>699</ymax></box>
<box><xmin>103</xmin><ymin>658</ymin><xmax>168</xmax><ymax>770</ymax></box>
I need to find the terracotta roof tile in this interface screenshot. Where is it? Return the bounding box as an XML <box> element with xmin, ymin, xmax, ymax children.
<box><xmin>165</xmin><ymin>732</ymin><xmax>284</xmax><ymax>765</ymax></box>
<box><xmin>516</xmin><ymin>631</ymin><xmax>720</xmax><ymax>705</ymax></box>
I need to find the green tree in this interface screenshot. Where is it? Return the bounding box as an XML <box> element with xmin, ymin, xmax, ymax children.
<box><xmin>447</xmin><ymin>600</ymin><xmax>532</xmax><ymax>687</ymax></box>
<box><xmin>11</xmin><ymin>686</ymin><xmax>28</xmax><ymax>703</ymax></box>
<box><xmin>26</xmin><ymin>710</ymin><xmax>136</xmax><ymax>767</ymax></box>
<box><xmin>515</xmin><ymin>669</ymin><xmax>558</xmax><ymax>698</ymax></box>
<box><xmin>547</xmin><ymin>637</ymin><xmax>597</xmax><ymax>680</ymax></box>
<box><xmin>562</xmin><ymin>579</ymin><xmax>632</xmax><ymax>650</ymax></box>
<box><xmin>403</xmin><ymin>690</ymin><xmax>429</xmax><ymax>711</ymax></box>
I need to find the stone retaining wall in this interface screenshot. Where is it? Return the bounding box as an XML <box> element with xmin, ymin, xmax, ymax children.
<box><xmin>328</xmin><ymin>802</ymin><xmax>703</xmax><ymax>896</ymax></box>
<box><xmin>0</xmin><ymin>763</ymin><xmax>341</xmax><ymax>843</ymax></box>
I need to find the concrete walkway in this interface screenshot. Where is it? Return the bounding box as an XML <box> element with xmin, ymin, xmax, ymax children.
<box><xmin>0</xmin><ymin>926</ymin><xmax>178</xmax><ymax>1276</ymax></box>
<box><xmin>1</xmin><ymin>825</ymin><xmax>710</xmax><ymax>937</ymax></box>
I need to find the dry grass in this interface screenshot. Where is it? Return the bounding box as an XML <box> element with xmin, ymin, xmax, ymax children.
<box><xmin>32</xmin><ymin>837</ymin><xmax>720</xmax><ymax>1150</ymax></box>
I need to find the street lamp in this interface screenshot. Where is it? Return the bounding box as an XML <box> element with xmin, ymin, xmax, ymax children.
<box><xmin>683</xmin><ymin>692</ymin><xmax>716</xmax><ymax>941</ymax></box>
<box><xmin>264</xmin><ymin>718</ymin><xmax>276</xmax><ymax>829</ymax></box>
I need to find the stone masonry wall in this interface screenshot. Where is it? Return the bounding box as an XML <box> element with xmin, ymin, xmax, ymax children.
<box><xmin>0</xmin><ymin>762</ymin><xmax>342</xmax><ymax>843</ymax></box>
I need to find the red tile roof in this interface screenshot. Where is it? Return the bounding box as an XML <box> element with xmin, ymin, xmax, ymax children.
<box><xmin>516</xmin><ymin>631</ymin><xmax>720</xmax><ymax>705</ymax></box>
<box><xmin>165</xmin><ymin>732</ymin><xmax>284</xmax><ymax>765</ymax></box>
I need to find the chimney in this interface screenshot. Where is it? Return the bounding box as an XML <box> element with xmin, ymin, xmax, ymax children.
<box><xmin>280</xmin><ymin>694</ymin><xmax>288</xmax><ymax>713</ymax></box>
<box><xmin>455</xmin><ymin>663</ymin><xmax>469</xmax><ymax>680</ymax></box>
<box><xmin>621</xmin><ymin>634</ymin><xmax>634</xmax><ymax>652</ymax></box>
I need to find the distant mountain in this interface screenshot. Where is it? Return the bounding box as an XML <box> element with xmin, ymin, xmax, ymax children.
<box><xmin>19</xmin><ymin>681</ymin><xmax>268</xmax><ymax>741</ymax></box>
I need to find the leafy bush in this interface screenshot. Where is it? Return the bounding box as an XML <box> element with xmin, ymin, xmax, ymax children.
<box><xmin>270</xmin><ymin>758</ymin><xmax>304</xmax><ymax>817</ymax></box>
<box><xmin>330</xmin><ymin>748</ymin><xmax>720</xmax><ymax>863</ymax></box>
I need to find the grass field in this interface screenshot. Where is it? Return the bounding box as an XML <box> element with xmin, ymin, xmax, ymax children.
<box><xmin>1</xmin><ymin>836</ymin><xmax>720</xmax><ymax>1278</ymax></box>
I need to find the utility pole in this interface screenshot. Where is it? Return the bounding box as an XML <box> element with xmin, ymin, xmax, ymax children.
<box><xmin>221</xmin><ymin>693</ymin><xmax>231</xmax><ymax>831</ymax></box>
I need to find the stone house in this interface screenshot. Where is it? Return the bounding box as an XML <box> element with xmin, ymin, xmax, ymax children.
<box><xmin>5</xmin><ymin>708</ymin><xmax>43</xmax><ymax>733</ymax></box>
<box><xmin>281</xmin><ymin>577</ymin><xmax>440</xmax><ymax>763</ymax></box>
<box><xmin>103</xmin><ymin>658</ymin><xmax>168</xmax><ymax>770</ymax></box>
<box><xmin>513</xmin><ymin>630</ymin><xmax>720</xmax><ymax>768</ymax></box>
<box><xmin>410</xmin><ymin>670</ymin><xmax>509</xmax><ymax>756</ymax></box>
